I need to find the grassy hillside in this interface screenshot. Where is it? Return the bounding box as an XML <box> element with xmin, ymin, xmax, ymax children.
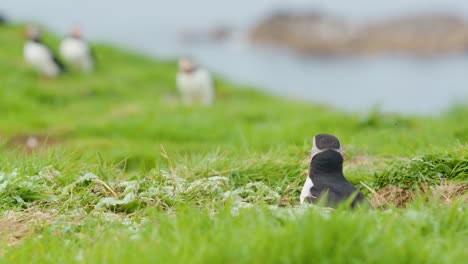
<box><xmin>0</xmin><ymin>24</ymin><xmax>467</xmax><ymax>263</ymax></box>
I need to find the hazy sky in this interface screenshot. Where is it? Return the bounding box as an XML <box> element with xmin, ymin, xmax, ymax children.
<box><xmin>4</xmin><ymin>0</ymin><xmax>468</xmax><ymax>30</ymax></box>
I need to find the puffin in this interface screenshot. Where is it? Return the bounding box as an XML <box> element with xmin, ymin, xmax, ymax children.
<box><xmin>0</xmin><ymin>13</ymin><xmax>7</xmax><ymax>24</ymax></box>
<box><xmin>23</xmin><ymin>26</ymin><xmax>65</xmax><ymax>78</ymax></box>
<box><xmin>300</xmin><ymin>134</ymin><xmax>369</xmax><ymax>208</ymax></box>
<box><xmin>60</xmin><ymin>26</ymin><xmax>95</xmax><ymax>72</ymax></box>
<box><xmin>176</xmin><ymin>57</ymin><xmax>215</xmax><ymax>105</ymax></box>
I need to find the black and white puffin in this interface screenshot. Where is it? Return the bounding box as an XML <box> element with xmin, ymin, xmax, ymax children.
<box><xmin>176</xmin><ymin>57</ymin><xmax>215</xmax><ymax>105</ymax></box>
<box><xmin>23</xmin><ymin>26</ymin><xmax>65</xmax><ymax>78</ymax></box>
<box><xmin>60</xmin><ymin>26</ymin><xmax>95</xmax><ymax>72</ymax></box>
<box><xmin>300</xmin><ymin>134</ymin><xmax>369</xmax><ymax>208</ymax></box>
<box><xmin>0</xmin><ymin>13</ymin><xmax>7</xmax><ymax>25</ymax></box>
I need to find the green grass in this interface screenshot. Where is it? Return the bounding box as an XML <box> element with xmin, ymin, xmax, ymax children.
<box><xmin>3</xmin><ymin>204</ymin><xmax>467</xmax><ymax>264</ymax></box>
<box><xmin>0</xmin><ymin>24</ymin><xmax>467</xmax><ymax>263</ymax></box>
<box><xmin>374</xmin><ymin>147</ymin><xmax>468</xmax><ymax>190</ymax></box>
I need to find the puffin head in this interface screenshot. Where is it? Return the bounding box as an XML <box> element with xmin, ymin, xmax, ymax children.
<box><xmin>24</xmin><ymin>26</ymin><xmax>41</xmax><ymax>41</ymax></box>
<box><xmin>310</xmin><ymin>134</ymin><xmax>344</xmax><ymax>173</ymax></box>
<box><xmin>71</xmin><ymin>25</ymin><xmax>83</xmax><ymax>39</ymax></box>
<box><xmin>311</xmin><ymin>134</ymin><xmax>343</xmax><ymax>158</ymax></box>
<box><xmin>179</xmin><ymin>57</ymin><xmax>197</xmax><ymax>73</ymax></box>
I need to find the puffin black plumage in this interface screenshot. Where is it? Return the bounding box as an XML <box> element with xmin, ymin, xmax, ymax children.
<box><xmin>300</xmin><ymin>134</ymin><xmax>369</xmax><ymax>208</ymax></box>
<box><xmin>23</xmin><ymin>26</ymin><xmax>65</xmax><ymax>77</ymax></box>
<box><xmin>0</xmin><ymin>13</ymin><xmax>7</xmax><ymax>25</ymax></box>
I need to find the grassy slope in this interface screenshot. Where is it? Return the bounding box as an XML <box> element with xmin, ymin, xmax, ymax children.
<box><xmin>0</xmin><ymin>25</ymin><xmax>467</xmax><ymax>263</ymax></box>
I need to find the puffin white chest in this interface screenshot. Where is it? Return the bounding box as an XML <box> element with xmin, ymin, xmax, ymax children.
<box><xmin>60</xmin><ymin>38</ymin><xmax>93</xmax><ymax>71</ymax></box>
<box><xmin>177</xmin><ymin>69</ymin><xmax>211</xmax><ymax>92</ymax></box>
<box><xmin>176</xmin><ymin>68</ymin><xmax>214</xmax><ymax>105</ymax></box>
<box><xmin>24</xmin><ymin>41</ymin><xmax>61</xmax><ymax>77</ymax></box>
<box><xmin>300</xmin><ymin>176</ymin><xmax>314</xmax><ymax>203</ymax></box>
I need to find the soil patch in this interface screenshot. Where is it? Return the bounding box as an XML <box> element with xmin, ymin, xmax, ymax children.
<box><xmin>4</xmin><ymin>134</ymin><xmax>62</xmax><ymax>154</ymax></box>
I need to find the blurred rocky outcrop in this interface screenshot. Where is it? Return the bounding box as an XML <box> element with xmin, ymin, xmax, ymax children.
<box><xmin>179</xmin><ymin>25</ymin><xmax>234</xmax><ymax>43</ymax></box>
<box><xmin>249</xmin><ymin>11</ymin><xmax>468</xmax><ymax>55</ymax></box>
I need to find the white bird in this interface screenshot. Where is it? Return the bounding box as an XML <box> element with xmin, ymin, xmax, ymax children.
<box><xmin>60</xmin><ymin>26</ymin><xmax>95</xmax><ymax>72</ymax></box>
<box><xmin>23</xmin><ymin>26</ymin><xmax>65</xmax><ymax>78</ymax></box>
<box><xmin>176</xmin><ymin>57</ymin><xmax>215</xmax><ymax>106</ymax></box>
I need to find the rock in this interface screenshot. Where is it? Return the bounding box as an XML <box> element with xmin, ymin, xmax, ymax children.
<box><xmin>250</xmin><ymin>11</ymin><xmax>355</xmax><ymax>55</ymax></box>
<box><xmin>249</xmin><ymin>11</ymin><xmax>468</xmax><ymax>55</ymax></box>
<box><xmin>179</xmin><ymin>25</ymin><xmax>233</xmax><ymax>43</ymax></box>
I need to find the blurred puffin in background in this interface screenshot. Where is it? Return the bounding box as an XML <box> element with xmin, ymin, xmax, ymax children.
<box><xmin>23</xmin><ymin>26</ymin><xmax>65</xmax><ymax>78</ymax></box>
<box><xmin>0</xmin><ymin>13</ymin><xmax>7</xmax><ymax>25</ymax></box>
<box><xmin>176</xmin><ymin>57</ymin><xmax>215</xmax><ymax>106</ymax></box>
<box><xmin>60</xmin><ymin>26</ymin><xmax>95</xmax><ymax>72</ymax></box>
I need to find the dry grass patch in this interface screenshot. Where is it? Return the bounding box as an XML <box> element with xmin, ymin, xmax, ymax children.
<box><xmin>344</xmin><ymin>154</ymin><xmax>395</xmax><ymax>170</ymax></box>
<box><xmin>371</xmin><ymin>183</ymin><xmax>468</xmax><ymax>208</ymax></box>
<box><xmin>0</xmin><ymin>210</ymin><xmax>57</xmax><ymax>247</ymax></box>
